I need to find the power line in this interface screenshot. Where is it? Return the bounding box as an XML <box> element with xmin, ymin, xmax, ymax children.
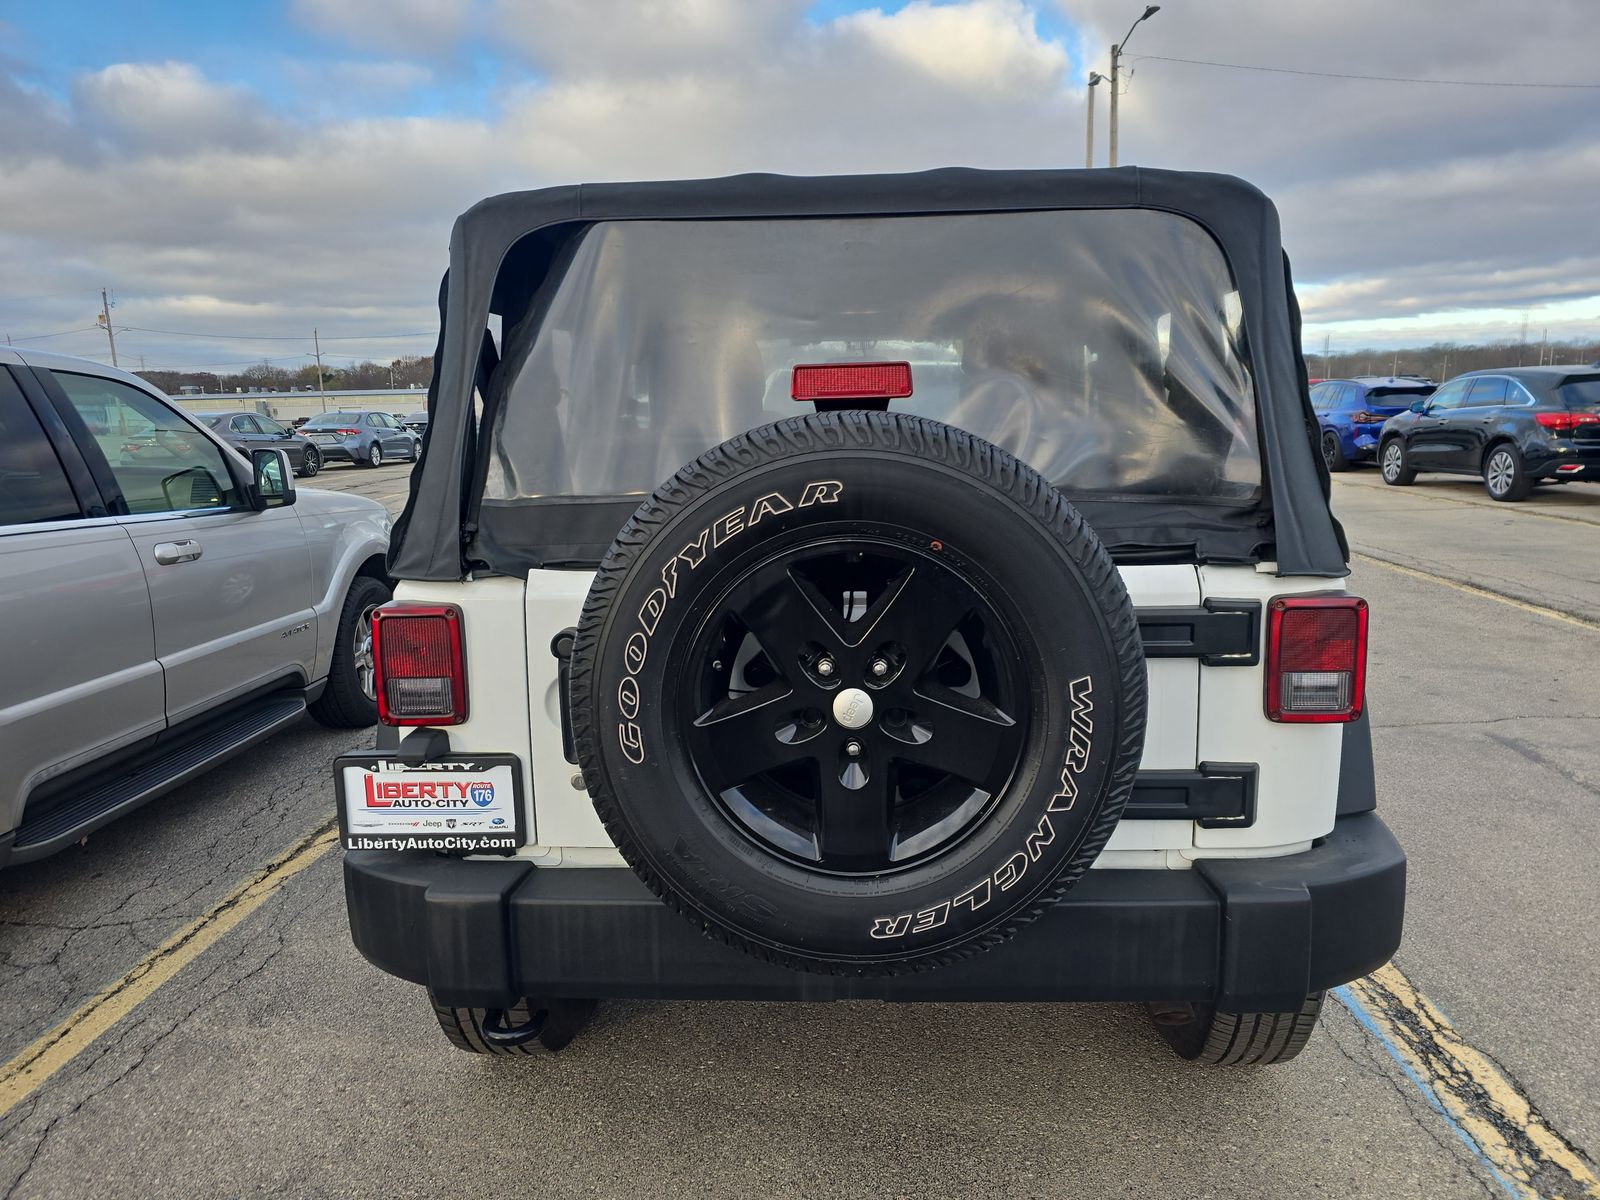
<box><xmin>1128</xmin><ymin>54</ymin><xmax>1600</xmax><ymax>89</ymax></box>
<box><xmin>8</xmin><ymin>326</ymin><xmax>102</xmax><ymax>342</ymax></box>
<box><xmin>118</xmin><ymin>326</ymin><xmax>433</xmax><ymax>341</ymax></box>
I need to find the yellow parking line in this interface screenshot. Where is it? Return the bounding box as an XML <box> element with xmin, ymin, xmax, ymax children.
<box><xmin>1338</xmin><ymin>963</ymin><xmax>1600</xmax><ymax>1199</ymax></box>
<box><xmin>0</xmin><ymin>821</ymin><xmax>338</xmax><ymax>1118</ymax></box>
<box><xmin>1353</xmin><ymin>552</ymin><xmax>1600</xmax><ymax>633</ymax></box>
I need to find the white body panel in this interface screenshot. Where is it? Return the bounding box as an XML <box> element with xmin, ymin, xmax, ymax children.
<box><xmin>396</xmin><ymin>559</ymin><xmax>1349</xmax><ymax>869</ymax></box>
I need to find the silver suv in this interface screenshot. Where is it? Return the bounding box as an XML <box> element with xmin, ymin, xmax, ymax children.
<box><xmin>0</xmin><ymin>348</ymin><xmax>393</xmax><ymax>866</ymax></box>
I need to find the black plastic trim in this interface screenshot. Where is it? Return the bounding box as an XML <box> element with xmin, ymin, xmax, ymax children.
<box><xmin>1126</xmin><ymin>763</ymin><xmax>1257</xmax><ymax>828</ymax></box>
<box><xmin>1137</xmin><ymin>599</ymin><xmax>1262</xmax><ymax>665</ymax></box>
<box><xmin>343</xmin><ymin>811</ymin><xmax>1404</xmax><ymax>1009</ymax></box>
<box><xmin>1336</xmin><ymin>709</ymin><xmax>1377</xmax><ymax>815</ymax></box>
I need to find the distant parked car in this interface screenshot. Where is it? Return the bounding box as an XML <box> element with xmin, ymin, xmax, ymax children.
<box><xmin>1379</xmin><ymin>366</ymin><xmax>1600</xmax><ymax>500</ymax></box>
<box><xmin>1310</xmin><ymin>376</ymin><xmax>1436</xmax><ymax>472</ymax></box>
<box><xmin>298</xmin><ymin>410</ymin><xmax>420</xmax><ymax>468</ymax></box>
<box><xmin>198</xmin><ymin>410</ymin><xmax>323</xmax><ymax>477</ymax></box>
<box><xmin>402</xmin><ymin>411</ymin><xmax>429</xmax><ymax>435</ymax></box>
<box><xmin>0</xmin><ymin>348</ymin><xmax>393</xmax><ymax>865</ymax></box>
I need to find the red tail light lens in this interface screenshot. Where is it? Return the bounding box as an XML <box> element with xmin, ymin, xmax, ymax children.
<box><xmin>792</xmin><ymin>362</ymin><xmax>913</xmax><ymax>401</ymax></box>
<box><xmin>1536</xmin><ymin>411</ymin><xmax>1600</xmax><ymax>432</ymax></box>
<box><xmin>371</xmin><ymin>604</ymin><xmax>467</xmax><ymax>726</ymax></box>
<box><xmin>1264</xmin><ymin>595</ymin><xmax>1368</xmax><ymax>723</ymax></box>
<box><xmin>1350</xmin><ymin>411</ymin><xmax>1387</xmax><ymax>425</ymax></box>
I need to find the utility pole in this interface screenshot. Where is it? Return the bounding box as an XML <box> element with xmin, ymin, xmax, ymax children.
<box><xmin>1518</xmin><ymin>310</ymin><xmax>1529</xmax><ymax>365</ymax></box>
<box><xmin>1085</xmin><ymin>72</ymin><xmax>1104</xmax><ymax>167</ymax></box>
<box><xmin>1323</xmin><ymin>333</ymin><xmax>1331</xmax><ymax>379</ymax></box>
<box><xmin>97</xmin><ymin>288</ymin><xmax>119</xmax><ymax>367</ymax></box>
<box><xmin>387</xmin><ymin>361</ymin><xmax>396</xmax><ymax>389</ymax></box>
<box><xmin>1109</xmin><ymin>5</ymin><xmax>1160</xmax><ymax>167</ymax></box>
<box><xmin>313</xmin><ymin>328</ymin><xmax>329</xmax><ymax>413</ymax></box>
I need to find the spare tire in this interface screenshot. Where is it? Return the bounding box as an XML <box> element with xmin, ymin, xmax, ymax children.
<box><xmin>569</xmin><ymin>411</ymin><xmax>1145</xmax><ymax>974</ymax></box>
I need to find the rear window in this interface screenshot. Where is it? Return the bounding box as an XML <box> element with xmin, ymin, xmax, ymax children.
<box><xmin>304</xmin><ymin>412</ymin><xmax>362</xmax><ymax>427</ymax></box>
<box><xmin>1367</xmin><ymin>385</ymin><xmax>1434</xmax><ymax>400</ymax></box>
<box><xmin>483</xmin><ymin>210</ymin><xmax>1261</xmax><ymax>503</ymax></box>
<box><xmin>1559</xmin><ymin>376</ymin><xmax>1600</xmax><ymax>408</ymax></box>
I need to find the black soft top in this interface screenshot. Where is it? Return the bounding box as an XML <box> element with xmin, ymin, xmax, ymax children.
<box><xmin>390</xmin><ymin>166</ymin><xmax>1347</xmax><ymax>580</ymax></box>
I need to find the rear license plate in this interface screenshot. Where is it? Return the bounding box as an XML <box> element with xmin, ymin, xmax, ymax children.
<box><xmin>310</xmin><ymin>434</ymin><xmax>337</xmax><ymax>444</ymax></box>
<box><xmin>335</xmin><ymin>753</ymin><xmax>526</xmax><ymax>853</ymax></box>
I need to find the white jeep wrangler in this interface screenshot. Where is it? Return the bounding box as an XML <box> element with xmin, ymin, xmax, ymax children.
<box><xmin>337</xmin><ymin>167</ymin><xmax>1404</xmax><ymax>1065</ymax></box>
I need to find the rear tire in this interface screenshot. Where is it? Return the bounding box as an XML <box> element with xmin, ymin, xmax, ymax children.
<box><xmin>429</xmin><ymin>993</ymin><xmax>599</xmax><ymax>1055</ymax></box>
<box><xmin>308</xmin><ymin>575</ymin><xmax>389</xmax><ymax>728</ymax></box>
<box><xmin>366</xmin><ymin>442</ymin><xmax>383</xmax><ymax>469</ymax></box>
<box><xmin>1321</xmin><ymin>430</ymin><xmax>1348</xmax><ymax>473</ymax></box>
<box><xmin>297</xmin><ymin>447</ymin><xmax>321</xmax><ymax>478</ymax></box>
<box><xmin>1146</xmin><ymin>992</ymin><xmax>1324</xmax><ymax>1065</ymax></box>
<box><xmin>1483</xmin><ymin>443</ymin><xmax>1531</xmax><ymax>501</ymax></box>
<box><xmin>1380</xmin><ymin>438</ymin><xmax>1415</xmax><ymax>486</ymax></box>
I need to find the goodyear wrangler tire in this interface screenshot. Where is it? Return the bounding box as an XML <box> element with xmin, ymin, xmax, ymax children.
<box><xmin>569</xmin><ymin>411</ymin><xmax>1146</xmax><ymax>974</ymax></box>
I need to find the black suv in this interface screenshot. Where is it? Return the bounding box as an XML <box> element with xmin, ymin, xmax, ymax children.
<box><xmin>1378</xmin><ymin>366</ymin><xmax>1600</xmax><ymax>500</ymax></box>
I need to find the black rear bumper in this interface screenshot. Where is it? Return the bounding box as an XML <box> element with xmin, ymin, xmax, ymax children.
<box><xmin>343</xmin><ymin>811</ymin><xmax>1404</xmax><ymax>1012</ymax></box>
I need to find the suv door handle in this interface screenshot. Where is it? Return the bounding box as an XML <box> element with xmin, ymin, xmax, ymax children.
<box><xmin>153</xmin><ymin>540</ymin><xmax>203</xmax><ymax>565</ymax></box>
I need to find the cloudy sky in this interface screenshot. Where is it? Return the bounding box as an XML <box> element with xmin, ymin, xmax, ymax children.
<box><xmin>2</xmin><ymin>0</ymin><xmax>1596</xmax><ymax>376</ymax></box>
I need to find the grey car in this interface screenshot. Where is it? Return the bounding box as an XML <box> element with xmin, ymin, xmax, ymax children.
<box><xmin>299</xmin><ymin>410</ymin><xmax>420</xmax><ymax>468</ymax></box>
<box><xmin>199</xmin><ymin>410</ymin><xmax>324</xmax><ymax>477</ymax></box>
<box><xmin>0</xmin><ymin>348</ymin><xmax>393</xmax><ymax>866</ymax></box>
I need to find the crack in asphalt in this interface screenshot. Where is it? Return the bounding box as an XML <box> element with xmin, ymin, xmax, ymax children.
<box><xmin>1482</xmin><ymin>731</ymin><xmax>1599</xmax><ymax>801</ymax></box>
<box><xmin>1323</xmin><ymin>1005</ymin><xmax>1502</xmax><ymax>1199</ymax></box>
<box><xmin>0</xmin><ymin>850</ymin><xmax>333</xmax><ymax>1198</ymax></box>
<box><xmin>1343</xmin><ymin>967</ymin><xmax>1600</xmax><ymax>1200</ymax></box>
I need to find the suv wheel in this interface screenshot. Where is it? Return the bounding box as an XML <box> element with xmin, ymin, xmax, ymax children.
<box><xmin>1321</xmin><ymin>430</ymin><xmax>1347</xmax><ymax>473</ymax></box>
<box><xmin>429</xmin><ymin>993</ymin><xmax>599</xmax><ymax>1055</ymax></box>
<box><xmin>570</xmin><ymin>411</ymin><xmax>1147</xmax><ymax>976</ymax></box>
<box><xmin>1379</xmin><ymin>438</ymin><xmax>1415</xmax><ymax>486</ymax></box>
<box><xmin>297</xmin><ymin>446</ymin><xmax>321</xmax><ymax>478</ymax></box>
<box><xmin>1145</xmin><ymin>992</ymin><xmax>1324</xmax><ymax>1065</ymax></box>
<box><xmin>366</xmin><ymin>442</ymin><xmax>383</xmax><ymax>468</ymax></box>
<box><xmin>309</xmin><ymin>575</ymin><xmax>390</xmax><ymax>728</ymax></box>
<box><xmin>1483</xmin><ymin>444</ymin><xmax>1531</xmax><ymax>501</ymax></box>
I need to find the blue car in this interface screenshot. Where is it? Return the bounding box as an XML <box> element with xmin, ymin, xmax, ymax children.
<box><xmin>1310</xmin><ymin>376</ymin><xmax>1436</xmax><ymax>472</ymax></box>
<box><xmin>299</xmin><ymin>409</ymin><xmax>420</xmax><ymax>468</ymax></box>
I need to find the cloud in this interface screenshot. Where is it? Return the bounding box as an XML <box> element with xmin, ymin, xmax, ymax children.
<box><xmin>2</xmin><ymin>0</ymin><xmax>1597</xmax><ymax>368</ymax></box>
<box><xmin>72</xmin><ymin>62</ymin><xmax>283</xmax><ymax>154</ymax></box>
<box><xmin>289</xmin><ymin>0</ymin><xmax>474</xmax><ymax>56</ymax></box>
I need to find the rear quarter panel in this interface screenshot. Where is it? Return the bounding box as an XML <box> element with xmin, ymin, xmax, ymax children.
<box><xmin>291</xmin><ymin>490</ymin><xmax>393</xmax><ymax>680</ymax></box>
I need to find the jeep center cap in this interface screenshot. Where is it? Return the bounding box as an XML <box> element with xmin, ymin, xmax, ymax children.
<box><xmin>832</xmin><ymin>688</ymin><xmax>874</xmax><ymax>730</ymax></box>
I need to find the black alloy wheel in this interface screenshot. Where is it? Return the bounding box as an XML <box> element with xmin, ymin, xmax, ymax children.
<box><xmin>570</xmin><ymin>411</ymin><xmax>1147</xmax><ymax>975</ymax></box>
<box><xmin>681</xmin><ymin>538</ymin><xmax>1028</xmax><ymax>875</ymax></box>
<box><xmin>298</xmin><ymin>446</ymin><xmax>321</xmax><ymax>478</ymax></box>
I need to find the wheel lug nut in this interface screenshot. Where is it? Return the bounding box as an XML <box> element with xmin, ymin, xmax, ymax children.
<box><xmin>870</xmin><ymin>658</ymin><xmax>889</xmax><ymax>678</ymax></box>
<box><xmin>816</xmin><ymin>657</ymin><xmax>836</xmax><ymax>677</ymax></box>
<box><xmin>845</xmin><ymin>740</ymin><xmax>863</xmax><ymax>758</ymax></box>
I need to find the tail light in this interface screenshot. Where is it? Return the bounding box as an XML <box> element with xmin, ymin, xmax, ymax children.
<box><xmin>1536</xmin><ymin>412</ymin><xmax>1600</xmax><ymax>432</ymax></box>
<box><xmin>371</xmin><ymin>603</ymin><xmax>467</xmax><ymax>726</ymax></box>
<box><xmin>1264</xmin><ymin>595</ymin><xmax>1368</xmax><ymax>723</ymax></box>
<box><xmin>335</xmin><ymin>427</ymin><xmax>362</xmax><ymax>436</ymax></box>
<box><xmin>1350</xmin><ymin>411</ymin><xmax>1387</xmax><ymax>425</ymax></box>
<box><xmin>792</xmin><ymin>362</ymin><xmax>913</xmax><ymax>401</ymax></box>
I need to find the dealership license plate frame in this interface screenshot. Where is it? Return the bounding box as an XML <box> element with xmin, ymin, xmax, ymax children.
<box><xmin>334</xmin><ymin>753</ymin><xmax>527</xmax><ymax>854</ymax></box>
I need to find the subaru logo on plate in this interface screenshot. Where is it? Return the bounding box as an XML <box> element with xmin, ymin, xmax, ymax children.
<box><xmin>469</xmin><ymin>782</ymin><xmax>495</xmax><ymax>807</ymax></box>
<box><xmin>490</xmin><ymin>817</ymin><xmax>505</xmax><ymax>826</ymax></box>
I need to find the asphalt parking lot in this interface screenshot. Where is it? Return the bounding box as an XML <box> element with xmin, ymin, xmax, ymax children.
<box><xmin>0</xmin><ymin>459</ymin><xmax>1595</xmax><ymax>1199</ymax></box>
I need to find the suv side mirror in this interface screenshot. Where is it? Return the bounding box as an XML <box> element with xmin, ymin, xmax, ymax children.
<box><xmin>250</xmin><ymin>448</ymin><xmax>296</xmax><ymax>510</ymax></box>
<box><xmin>1408</xmin><ymin>399</ymin><xmax>1429</xmax><ymax>414</ymax></box>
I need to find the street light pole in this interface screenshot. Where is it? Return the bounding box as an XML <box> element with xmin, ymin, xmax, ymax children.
<box><xmin>1085</xmin><ymin>72</ymin><xmax>1105</xmax><ymax>167</ymax></box>
<box><xmin>1109</xmin><ymin>5</ymin><xmax>1160</xmax><ymax>168</ymax></box>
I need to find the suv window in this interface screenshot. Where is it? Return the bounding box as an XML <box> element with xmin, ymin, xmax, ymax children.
<box><xmin>50</xmin><ymin>372</ymin><xmax>240</xmax><ymax>515</ymax></box>
<box><xmin>1464</xmin><ymin>377</ymin><xmax>1509</xmax><ymax>407</ymax></box>
<box><xmin>0</xmin><ymin>385</ymin><xmax>81</xmax><ymax>526</ymax></box>
<box><xmin>1309</xmin><ymin>383</ymin><xmax>1335</xmax><ymax>412</ymax></box>
<box><xmin>1427</xmin><ymin>379</ymin><xmax>1470</xmax><ymax>410</ymax></box>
